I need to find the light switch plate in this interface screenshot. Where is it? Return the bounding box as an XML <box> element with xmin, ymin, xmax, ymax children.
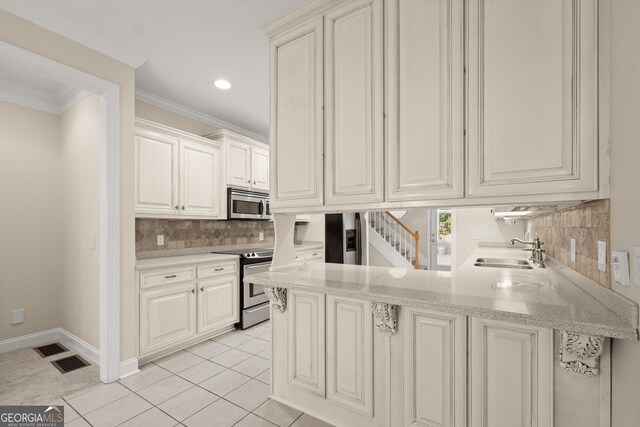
<box><xmin>491</xmin><ymin>231</ymin><xmax>498</xmax><ymax>240</ymax></box>
<box><xmin>10</xmin><ymin>309</ymin><xmax>24</xmax><ymax>325</ymax></box>
<box><xmin>634</xmin><ymin>247</ymin><xmax>640</xmax><ymax>286</ymax></box>
<box><xmin>598</xmin><ymin>240</ymin><xmax>607</xmax><ymax>272</ymax></box>
<box><xmin>612</xmin><ymin>251</ymin><xmax>630</xmax><ymax>286</ymax></box>
<box><xmin>471</xmin><ymin>231</ymin><xmax>484</xmax><ymax>240</ymax></box>
<box><xmin>259</xmin><ymin>232</ymin><xmax>264</xmax><ymax>241</ymax></box>
<box><xmin>157</xmin><ymin>235</ymin><xmax>164</xmax><ymax>246</ymax></box>
<box><xmin>570</xmin><ymin>238</ymin><xmax>576</xmax><ymax>262</ymax></box>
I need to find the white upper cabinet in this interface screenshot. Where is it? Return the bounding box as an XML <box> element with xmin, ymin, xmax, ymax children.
<box><xmin>466</xmin><ymin>0</ymin><xmax>598</xmax><ymax>198</ymax></box>
<box><xmin>386</xmin><ymin>0</ymin><xmax>464</xmax><ymax>201</ymax></box>
<box><xmin>269</xmin><ymin>18</ymin><xmax>324</xmax><ymax>208</ymax></box>
<box><xmin>251</xmin><ymin>147</ymin><xmax>270</xmax><ymax>191</ymax></box>
<box><xmin>180</xmin><ymin>141</ymin><xmax>221</xmax><ymax>218</ymax></box>
<box><xmin>226</xmin><ymin>140</ymin><xmax>251</xmax><ymax>188</ymax></box>
<box><xmin>207</xmin><ymin>129</ymin><xmax>270</xmax><ymax>192</ymax></box>
<box><xmin>135</xmin><ymin>131</ymin><xmax>179</xmax><ymax>215</ymax></box>
<box><xmin>324</xmin><ymin>0</ymin><xmax>384</xmax><ymax>205</ymax></box>
<box><xmin>266</xmin><ymin>0</ymin><xmax>605</xmax><ymax>211</ymax></box>
<box><xmin>135</xmin><ymin>119</ymin><xmax>224</xmax><ymax>219</ymax></box>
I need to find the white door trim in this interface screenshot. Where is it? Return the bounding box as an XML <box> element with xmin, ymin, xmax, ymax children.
<box><xmin>0</xmin><ymin>41</ymin><xmax>121</xmax><ymax>383</ymax></box>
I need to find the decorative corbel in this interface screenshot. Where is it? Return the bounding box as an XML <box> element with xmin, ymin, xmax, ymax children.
<box><xmin>265</xmin><ymin>287</ymin><xmax>287</xmax><ymax>313</ymax></box>
<box><xmin>559</xmin><ymin>331</ymin><xmax>604</xmax><ymax>377</ymax></box>
<box><xmin>371</xmin><ymin>302</ymin><xmax>398</xmax><ymax>336</ymax></box>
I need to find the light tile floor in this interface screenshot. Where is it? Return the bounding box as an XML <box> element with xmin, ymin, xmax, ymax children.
<box><xmin>61</xmin><ymin>322</ymin><xmax>334</xmax><ymax>426</ymax></box>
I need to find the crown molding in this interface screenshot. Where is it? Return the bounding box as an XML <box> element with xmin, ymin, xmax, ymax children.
<box><xmin>0</xmin><ymin>77</ymin><xmax>90</xmax><ymax>115</ymax></box>
<box><xmin>0</xmin><ymin>78</ymin><xmax>59</xmax><ymax>113</ymax></box>
<box><xmin>0</xmin><ymin>0</ymin><xmax>146</xmax><ymax>69</ymax></box>
<box><xmin>135</xmin><ymin>89</ymin><xmax>268</xmax><ymax>144</ymax></box>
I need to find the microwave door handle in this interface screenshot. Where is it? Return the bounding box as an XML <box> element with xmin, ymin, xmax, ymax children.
<box><xmin>261</xmin><ymin>199</ymin><xmax>267</xmax><ymax>217</ymax></box>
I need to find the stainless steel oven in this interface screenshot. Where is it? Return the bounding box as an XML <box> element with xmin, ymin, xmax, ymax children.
<box><xmin>213</xmin><ymin>248</ymin><xmax>273</xmax><ymax>329</ymax></box>
<box><xmin>227</xmin><ymin>188</ymin><xmax>271</xmax><ymax>220</ymax></box>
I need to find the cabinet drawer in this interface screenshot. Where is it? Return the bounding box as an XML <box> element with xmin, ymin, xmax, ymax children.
<box><xmin>198</xmin><ymin>262</ymin><xmax>237</xmax><ymax>279</ymax></box>
<box><xmin>140</xmin><ymin>266</ymin><xmax>196</xmax><ymax>289</ymax></box>
<box><xmin>305</xmin><ymin>249</ymin><xmax>323</xmax><ymax>261</ymax></box>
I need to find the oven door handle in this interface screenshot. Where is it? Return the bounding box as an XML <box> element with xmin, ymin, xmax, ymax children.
<box><xmin>245</xmin><ymin>305</ymin><xmax>268</xmax><ymax>314</ymax></box>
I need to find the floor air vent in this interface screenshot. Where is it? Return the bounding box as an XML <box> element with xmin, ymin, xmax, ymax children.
<box><xmin>51</xmin><ymin>355</ymin><xmax>90</xmax><ymax>374</ymax></box>
<box><xmin>34</xmin><ymin>343</ymin><xmax>68</xmax><ymax>358</ymax></box>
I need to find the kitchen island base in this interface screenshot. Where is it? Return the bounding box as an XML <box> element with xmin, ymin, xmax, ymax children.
<box><xmin>268</xmin><ymin>290</ymin><xmax>611</xmax><ymax>427</ymax></box>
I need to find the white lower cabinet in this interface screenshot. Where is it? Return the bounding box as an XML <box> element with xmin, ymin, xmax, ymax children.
<box><xmin>272</xmin><ymin>297</ymin><xmax>555</xmax><ymax>427</ymax></box>
<box><xmin>469</xmin><ymin>317</ymin><xmax>553</xmax><ymax>427</ymax></box>
<box><xmin>288</xmin><ymin>290</ymin><xmax>325</xmax><ymax>396</ymax></box>
<box><xmin>197</xmin><ymin>275</ymin><xmax>239</xmax><ymax>334</ymax></box>
<box><xmin>139</xmin><ymin>283</ymin><xmax>196</xmax><ymax>355</ymax></box>
<box><xmin>138</xmin><ymin>258</ymin><xmax>239</xmax><ymax>360</ymax></box>
<box><xmin>403</xmin><ymin>308</ymin><xmax>466</xmax><ymax>427</ymax></box>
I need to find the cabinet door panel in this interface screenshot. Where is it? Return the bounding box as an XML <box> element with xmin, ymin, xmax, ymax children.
<box><xmin>180</xmin><ymin>142</ymin><xmax>221</xmax><ymax>218</ymax></box>
<box><xmin>227</xmin><ymin>141</ymin><xmax>251</xmax><ymax>188</ymax></box>
<box><xmin>325</xmin><ymin>0</ymin><xmax>384</xmax><ymax>205</ymax></box>
<box><xmin>470</xmin><ymin>318</ymin><xmax>553</xmax><ymax>427</ymax></box>
<box><xmin>467</xmin><ymin>0</ymin><xmax>597</xmax><ymax>197</ymax></box>
<box><xmin>135</xmin><ymin>132</ymin><xmax>178</xmax><ymax>215</ymax></box>
<box><xmin>270</xmin><ymin>18</ymin><xmax>324</xmax><ymax>208</ymax></box>
<box><xmin>140</xmin><ymin>283</ymin><xmax>196</xmax><ymax>355</ymax></box>
<box><xmin>198</xmin><ymin>275</ymin><xmax>239</xmax><ymax>334</ymax></box>
<box><xmin>326</xmin><ymin>296</ymin><xmax>373</xmax><ymax>415</ymax></box>
<box><xmin>404</xmin><ymin>308</ymin><xmax>466</xmax><ymax>427</ymax></box>
<box><xmin>288</xmin><ymin>291</ymin><xmax>325</xmax><ymax>396</ymax></box>
<box><xmin>386</xmin><ymin>0</ymin><xmax>464</xmax><ymax>201</ymax></box>
<box><xmin>251</xmin><ymin>147</ymin><xmax>270</xmax><ymax>191</ymax></box>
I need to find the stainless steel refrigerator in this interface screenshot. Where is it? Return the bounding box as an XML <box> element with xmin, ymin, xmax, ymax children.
<box><xmin>324</xmin><ymin>213</ymin><xmax>363</xmax><ymax>265</ymax></box>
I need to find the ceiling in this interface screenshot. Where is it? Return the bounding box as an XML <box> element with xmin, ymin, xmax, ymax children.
<box><xmin>0</xmin><ymin>0</ymin><xmax>307</xmax><ymax>140</ymax></box>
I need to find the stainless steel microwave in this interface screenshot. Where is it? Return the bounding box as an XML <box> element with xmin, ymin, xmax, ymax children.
<box><xmin>227</xmin><ymin>188</ymin><xmax>271</xmax><ymax>220</ymax></box>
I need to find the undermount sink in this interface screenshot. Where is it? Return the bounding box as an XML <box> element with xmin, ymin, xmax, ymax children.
<box><xmin>474</xmin><ymin>258</ymin><xmax>533</xmax><ymax>270</ymax></box>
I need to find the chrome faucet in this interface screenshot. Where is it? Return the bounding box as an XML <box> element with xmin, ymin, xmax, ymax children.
<box><xmin>510</xmin><ymin>236</ymin><xmax>546</xmax><ymax>268</ymax></box>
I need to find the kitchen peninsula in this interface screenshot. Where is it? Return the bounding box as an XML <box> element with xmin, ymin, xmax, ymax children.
<box><xmin>248</xmin><ymin>241</ymin><xmax>638</xmax><ymax>427</ymax></box>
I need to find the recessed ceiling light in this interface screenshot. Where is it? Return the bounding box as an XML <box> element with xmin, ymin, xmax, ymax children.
<box><xmin>214</xmin><ymin>79</ymin><xmax>231</xmax><ymax>90</ymax></box>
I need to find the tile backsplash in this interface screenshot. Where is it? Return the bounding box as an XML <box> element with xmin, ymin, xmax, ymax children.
<box><xmin>524</xmin><ymin>199</ymin><xmax>610</xmax><ymax>288</ymax></box>
<box><xmin>136</xmin><ymin>218</ymin><xmax>275</xmax><ymax>252</ymax></box>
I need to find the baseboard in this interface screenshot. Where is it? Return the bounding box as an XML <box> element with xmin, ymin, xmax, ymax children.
<box><xmin>0</xmin><ymin>328</ymin><xmax>61</xmax><ymax>354</ymax></box>
<box><xmin>59</xmin><ymin>330</ymin><xmax>100</xmax><ymax>365</ymax></box>
<box><xmin>0</xmin><ymin>327</ymin><xmax>99</xmax><ymax>366</ymax></box>
<box><xmin>119</xmin><ymin>358</ymin><xmax>139</xmax><ymax>379</ymax></box>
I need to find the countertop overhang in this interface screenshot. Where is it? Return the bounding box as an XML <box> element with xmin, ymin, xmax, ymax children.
<box><xmin>246</xmin><ymin>248</ymin><xmax>639</xmax><ymax>340</ymax></box>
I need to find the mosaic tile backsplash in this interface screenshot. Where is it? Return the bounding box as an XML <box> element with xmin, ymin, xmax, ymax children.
<box><xmin>136</xmin><ymin>218</ymin><xmax>275</xmax><ymax>252</ymax></box>
<box><xmin>524</xmin><ymin>199</ymin><xmax>610</xmax><ymax>288</ymax></box>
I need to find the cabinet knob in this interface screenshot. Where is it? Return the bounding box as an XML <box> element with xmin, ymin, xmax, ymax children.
<box><xmin>191</xmin><ymin>289</ymin><xmax>195</xmax><ymax>294</ymax></box>
<box><xmin>214</xmin><ymin>267</ymin><xmax>224</xmax><ymax>272</ymax></box>
<box><xmin>181</xmin><ymin>205</ymin><xmax>185</xmax><ymax>210</ymax></box>
<box><xmin>174</xmin><ymin>205</ymin><xmax>179</xmax><ymax>210</ymax></box>
<box><xmin>164</xmin><ymin>274</ymin><xmax>177</xmax><ymax>279</ymax></box>
<box><xmin>200</xmin><ymin>287</ymin><xmax>204</xmax><ymax>292</ymax></box>
<box><xmin>253</xmin><ymin>180</ymin><xmax>256</xmax><ymax>185</ymax></box>
<box><xmin>247</xmin><ymin>179</ymin><xmax>251</xmax><ymax>183</ymax></box>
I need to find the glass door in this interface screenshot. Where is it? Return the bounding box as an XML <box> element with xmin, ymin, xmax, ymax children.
<box><xmin>429</xmin><ymin>209</ymin><xmax>452</xmax><ymax>271</ymax></box>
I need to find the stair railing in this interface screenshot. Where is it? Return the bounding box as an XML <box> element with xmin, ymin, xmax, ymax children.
<box><xmin>385</xmin><ymin>211</ymin><xmax>420</xmax><ymax>269</ymax></box>
<box><xmin>368</xmin><ymin>211</ymin><xmax>420</xmax><ymax>269</ymax></box>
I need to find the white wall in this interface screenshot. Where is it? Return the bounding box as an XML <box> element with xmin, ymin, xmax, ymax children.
<box><xmin>368</xmin><ymin>244</ymin><xmax>394</xmax><ymax>268</ymax></box>
<box><xmin>452</xmin><ymin>207</ymin><xmax>525</xmax><ymax>268</ymax></box>
<box><xmin>295</xmin><ymin>214</ymin><xmax>325</xmax><ymax>243</ymax></box>
<box><xmin>608</xmin><ymin>1</ymin><xmax>640</xmax><ymax>425</ymax></box>
<box><xmin>59</xmin><ymin>95</ymin><xmax>101</xmax><ymax>348</ymax></box>
<box><xmin>0</xmin><ymin>101</ymin><xmax>63</xmax><ymax>340</ymax></box>
<box><xmin>136</xmin><ymin>100</ymin><xmax>219</xmax><ymax>136</ymax></box>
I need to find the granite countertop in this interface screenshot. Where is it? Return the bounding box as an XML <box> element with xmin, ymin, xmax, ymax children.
<box><xmin>246</xmin><ymin>247</ymin><xmax>639</xmax><ymax>340</ymax></box>
<box><xmin>136</xmin><ymin>253</ymin><xmax>240</xmax><ymax>270</ymax></box>
<box><xmin>136</xmin><ymin>241</ymin><xmax>324</xmax><ymax>260</ymax></box>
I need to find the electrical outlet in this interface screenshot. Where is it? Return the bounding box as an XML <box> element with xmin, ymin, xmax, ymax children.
<box><xmin>491</xmin><ymin>231</ymin><xmax>498</xmax><ymax>240</ymax></box>
<box><xmin>157</xmin><ymin>235</ymin><xmax>165</xmax><ymax>246</ymax></box>
<box><xmin>634</xmin><ymin>247</ymin><xmax>640</xmax><ymax>286</ymax></box>
<box><xmin>259</xmin><ymin>232</ymin><xmax>264</xmax><ymax>241</ymax></box>
<box><xmin>612</xmin><ymin>251</ymin><xmax>630</xmax><ymax>286</ymax></box>
<box><xmin>570</xmin><ymin>238</ymin><xmax>576</xmax><ymax>262</ymax></box>
<box><xmin>89</xmin><ymin>234</ymin><xmax>96</xmax><ymax>250</ymax></box>
<box><xmin>598</xmin><ymin>240</ymin><xmax>607</xmax><ymax>272</ymax></box>
<box><xmin>471</xmin><ymin>231</ymin><xmax>484</xmax><ymax>240</ymax></box>
<box><xmin>10</xmin><ymin>309</ymin><xmax>24</xmax><ymax>325</ymax></box>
